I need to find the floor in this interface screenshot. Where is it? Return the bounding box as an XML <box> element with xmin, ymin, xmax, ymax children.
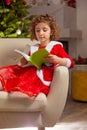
<box><xmin>1</xmin><ymin>96</ymin><xmax>87</xmax><ymax>130</ymax></box>
<box><xmin>52</xmin><ymin>96</ymin><xmax>87</xmax><ymax>130</ymax></box>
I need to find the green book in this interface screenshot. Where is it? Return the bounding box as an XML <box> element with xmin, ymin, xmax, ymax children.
<box><xmin>14</xmin><ymin>48</ymin><xmax>49</xmax><ymax>69</ymax></box>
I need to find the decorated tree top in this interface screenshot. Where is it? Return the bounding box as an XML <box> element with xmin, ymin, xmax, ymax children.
<box><xmin>0</xmin><ymin>0</ymin><xmax>32</xmax><ymax>38</ymax></box>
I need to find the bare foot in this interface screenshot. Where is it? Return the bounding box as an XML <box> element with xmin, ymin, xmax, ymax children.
<box><xmin>0</xmin><ymin>82</ymin><xmax>2</xmax><ymax>90</ymax></box>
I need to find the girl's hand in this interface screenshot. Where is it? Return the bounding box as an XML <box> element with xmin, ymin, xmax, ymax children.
<box><xmin>20</xmin><ymin>57</ymin><xmax>34</xmax><ymax>66</ymax></box>
<box><xmin>20</xmin><ymin>57</ymin><xmax>28</xmax><ymax>65</ymax></box>
<box><xmin>46</xmin><ymin>54</ymin><xmax>59</xmax><ymax>63</ymax></box>
<box><xmin>45</xmin><ymin>54</ymin><xmax>66</xmax><ymax>66</ymax></box>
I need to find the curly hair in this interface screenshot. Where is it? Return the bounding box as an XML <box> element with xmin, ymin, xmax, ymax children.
<box><xmin>30</xmin><ymin>14</ymin><xmax>60</xmax><ymax>41</ymax></box>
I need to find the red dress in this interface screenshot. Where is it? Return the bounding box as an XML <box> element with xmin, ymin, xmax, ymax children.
<box><xmin>0</xmin><ymin>41</ymin><xmax>74</xmax><ymax>96</ymax></box>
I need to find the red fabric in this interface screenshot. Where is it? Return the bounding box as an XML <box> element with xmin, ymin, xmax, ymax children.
<box><xmin>64</xmin><ymin>0</ymin><xmax>76</xmax><ymax>8</ymax></box>
<box><xmin>0</xmin><ymin>43</ymin><xmax>74</xmax><ymax>97</ymax></box>
<box><xmin>0</xmin><ymin>65</ymin><xmax>50</xmax><ymax>96</ymax></box>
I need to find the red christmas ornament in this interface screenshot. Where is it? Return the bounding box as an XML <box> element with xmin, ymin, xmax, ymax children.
<box><xmin>5</xmin><ymin>0</ymin><xmax>11</xmax><ymax>5</ymax></box>
<box><xmin>67</xmin><ymin>0</ymin><xmax>76</xmax><ymax>8</ymax></box>
<box><xmin>64</xmin><ymin>0</ymin><xmax>76</xmax><ymax>8</ymax></box>
<box><xmin>78</xmin><ymin>55</ymin><xmax>85</xmax><ymax>64</ymax></box>
<box><xmin>23</xmin><ymin>0</ymin><xmax>27</xmax><ymax>5</ymax></box>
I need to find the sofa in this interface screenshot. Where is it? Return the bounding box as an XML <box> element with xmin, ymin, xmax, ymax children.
<box><xmin>0</xmin><ymin>39</ymin><xmax>69</xmax><ymax>130</ymax></box>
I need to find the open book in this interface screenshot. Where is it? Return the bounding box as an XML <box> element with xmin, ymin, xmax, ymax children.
<box><xmin>14</xmin><ymin>48</ymin><xmax>49</xmax><ymax>69</ymax></box>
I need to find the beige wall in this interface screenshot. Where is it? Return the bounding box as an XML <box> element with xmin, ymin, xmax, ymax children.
<box><xmin>76</xmin><ymin>0</ymin><xmax>87</xmax><ymax>57</ymax></box>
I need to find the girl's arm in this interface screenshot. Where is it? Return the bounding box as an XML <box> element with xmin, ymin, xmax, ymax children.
<box><xmin>46</xmin><ymin>44</ymin><xmax>74</xmax><ymax>68</ymax></box>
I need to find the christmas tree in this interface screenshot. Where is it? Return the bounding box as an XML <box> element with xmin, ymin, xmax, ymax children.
<box><xmin>0</xmin><ymin>0</ymin><xmax>33</xmax><ymax>38</ymax></box>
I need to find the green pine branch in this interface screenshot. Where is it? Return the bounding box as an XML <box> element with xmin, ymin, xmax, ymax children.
<box><xmin>0</xmin><ymin>0</ymin><xmax>33</xmax><ymax>38</ymax></box>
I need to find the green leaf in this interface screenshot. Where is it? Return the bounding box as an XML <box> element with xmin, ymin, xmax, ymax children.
<box><xmin>6</xmin><ymin>33</ymin><xmax>18</xmax><ymax>38</ymax></box>
<box><xmin>0</xmin><ymin>8</ymin><xmax>10</xmax><ymax>13</ymax></box>
<box><xmin>0</xmin><ymin>32</ymin><xmax>5</xmax><ymax>37</ymax></box>
<box><xmin>5</xmin><ymin>28</ymin><xmax>14</xmax><ymax>35</ymax></box>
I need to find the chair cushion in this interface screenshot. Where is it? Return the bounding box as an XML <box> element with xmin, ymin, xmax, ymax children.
<box><xmin>0</xmin><ymin>91</ymin><xmax>47</xmax><ymax>112</ymax></box>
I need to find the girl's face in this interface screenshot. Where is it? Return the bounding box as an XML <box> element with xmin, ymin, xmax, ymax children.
<box><xmin>35</xmin><ymin>22</ymin><xmax>51</xmax><ymax>46</ymax></box>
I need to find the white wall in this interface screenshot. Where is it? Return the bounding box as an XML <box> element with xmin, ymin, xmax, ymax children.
<box><xmin>76</xmin><ymin>0</ymin><xmax>87</xmax><ymax>57</ymax></box>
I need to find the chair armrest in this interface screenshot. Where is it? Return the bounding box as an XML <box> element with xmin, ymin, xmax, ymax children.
<box><xmin>42</xmin><ymin>66</ymin><xmax>69</xmax><ymax>126</ymax></box>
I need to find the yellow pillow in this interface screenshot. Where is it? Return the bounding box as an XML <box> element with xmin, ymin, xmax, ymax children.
<box><xmin>71</xmin><ymin>72</ymin><xmax>87</xmax><ymax>102</ymax></box>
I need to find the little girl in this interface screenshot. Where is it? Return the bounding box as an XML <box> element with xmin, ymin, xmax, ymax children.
<box><xmin>0</xmin><ymin>14</ymin><xmax>74</xmax><ymax>97</ymax></box>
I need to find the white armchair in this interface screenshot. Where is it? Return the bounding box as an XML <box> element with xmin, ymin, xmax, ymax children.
<box><xmin>0</xmin><ymin>39</ymin><xmax>69</xmax><ymax>130</ymax></box>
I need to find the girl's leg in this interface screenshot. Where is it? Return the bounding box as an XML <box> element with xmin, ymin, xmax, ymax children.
<box><xmin>0</xmin><ymin>81</ymin><xmax>3</xmax><ymax>90</ymax></box>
